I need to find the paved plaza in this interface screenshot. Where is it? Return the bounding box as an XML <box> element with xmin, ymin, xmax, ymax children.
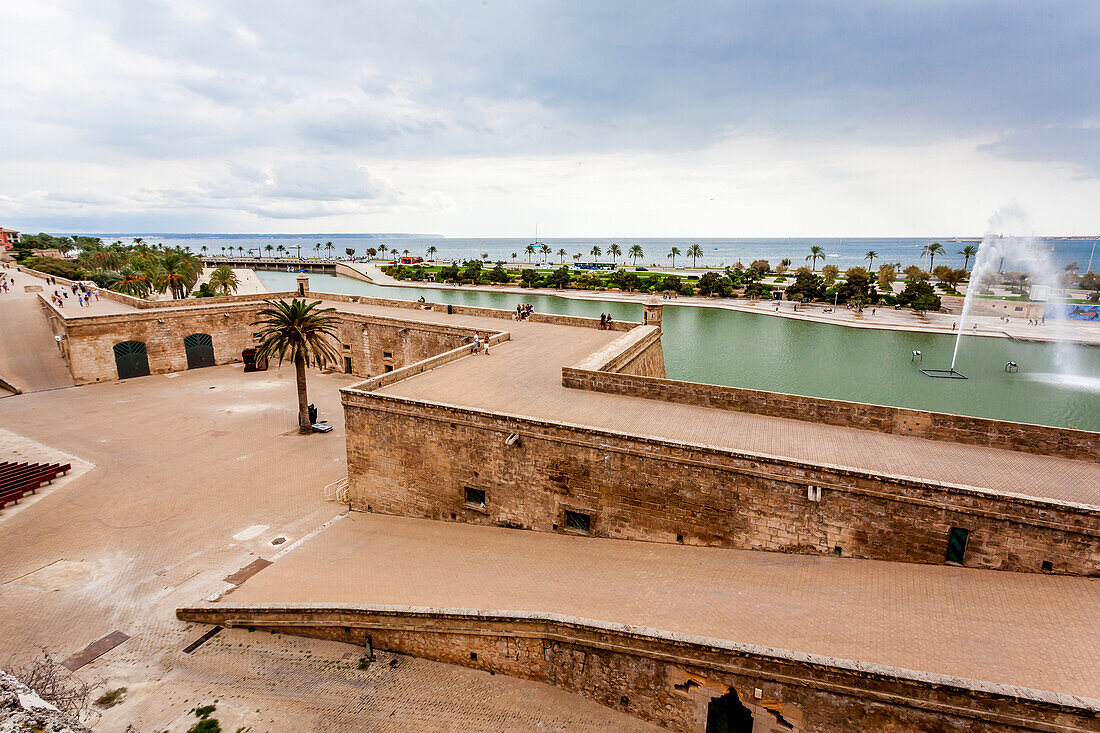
<box><xmin>0</xmin><ymin>366</ymin><xmax>655</xmax><ymax>730</ymax></box>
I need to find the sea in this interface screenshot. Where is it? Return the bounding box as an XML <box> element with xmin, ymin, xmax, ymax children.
<box><xmin>93</xmin><ymin>234</ymin><xmax>1099</xmax><ymax>272</ymax></box>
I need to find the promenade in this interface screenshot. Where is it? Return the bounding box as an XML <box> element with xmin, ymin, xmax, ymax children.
<box><xmin>225</xmin><ymin>511</ymin><xmax>1100</xmax><ymax>700</ymax></box>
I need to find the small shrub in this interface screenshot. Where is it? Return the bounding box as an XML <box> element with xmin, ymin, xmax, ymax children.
<box><xmin>188</xmin><ymin>720</ymin><xmax>221</xmax><ymax>733</ymax></box>
<box><xmin>95</xmin><ymin>687</ymin><xmax>127</xmax><ymax>708</ymax></box>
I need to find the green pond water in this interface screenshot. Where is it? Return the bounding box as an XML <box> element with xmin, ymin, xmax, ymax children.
<box><xmin>256</xmin><ymin>271</ymin><xmax>1100</xmax><ymax>431</ymax></box>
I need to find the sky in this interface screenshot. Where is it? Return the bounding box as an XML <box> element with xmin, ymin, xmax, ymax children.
<box><xmin>1</xmin><ymin>1</ymin><xmax>1098</xmax><ymax>237</ymax></box>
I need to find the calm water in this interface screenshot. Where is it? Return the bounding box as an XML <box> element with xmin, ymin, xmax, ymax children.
<box><xmin>256</xmin><ymin>271</ymin><xmax>1100</xmax><ymax>430</ymax></box>
<box><xmin>108</xmin><ymin>233</ymin><xmax>1099</xmax><ymax>273</ymax></box>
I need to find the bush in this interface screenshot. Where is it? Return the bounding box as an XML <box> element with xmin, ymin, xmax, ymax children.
<box><xmin>546</xmin><ymin>267</ymin><xmax>572</xmax><ymax>288</ymax></box>
<box><xmin>658</xmin><ymin>275</ymin><xmax>681</xmax><ymax>292</ymax></box>
<box><xmin>439</xmin><ymin>265</ymin><xmax>460</xmax><ymax>282</ymax></box>
<box><xmin>488</xmin><ymin>265</ymin><xmax>509</xmax><ymax>283</ymax></box>
<box><xmin>95</xmin><ymin>688</ymin><xmax>127</xmax><ymax>708</ymax></box>
<box><xmin>680</xmin><ymin>282</ymin><xmax>696</xmax><ymax>296</ymax></box>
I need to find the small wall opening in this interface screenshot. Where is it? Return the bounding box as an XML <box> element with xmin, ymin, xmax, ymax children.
<box><xmin>945</xmin><ymin>527</ymin><xmax>969</xmax><ymax>565</ymax></box>
<box><xmin>564</xmin><ymin>510</ymin><xmax>591</xmax><ymax>533</ymax></box>
<box><xmin>706</xmin><ymin>689</ymin><xmax>755</xmax><ymax>733</ymax></box>
<box><xmin>1041</xmin><ymin>560</ymin><xmax>1054</xmax><ymax>572</ymax></box>
<box><xmin>464</xmin><ymin>486</ymin><xmax>486</xmax><ymax>509</ymax></box>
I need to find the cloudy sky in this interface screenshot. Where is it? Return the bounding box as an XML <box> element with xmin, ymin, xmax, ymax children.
<box><xmin>1</xmin><ymin>1</ymin><xmax>1098</xmax><ymax>236</ymax></box>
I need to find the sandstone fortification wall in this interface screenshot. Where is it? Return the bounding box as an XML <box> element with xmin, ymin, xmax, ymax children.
<box><xmin>341</xmin><ymin>391</ymin><xmax>1099</xmax><ymax>575</ymax></box>
<box><xmin>176</xmin><ymin>604</ymin><xmax>1100</xmax><ymax>733</ymax></box>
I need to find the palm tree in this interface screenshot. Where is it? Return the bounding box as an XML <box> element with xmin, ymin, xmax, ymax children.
<box><xmin>426</xmin><ymin>245</ymin><xmax>438</xmax><ymax>260</ymax></box>
<box><xmin>806</xmin><ymin>245</ymin><xmax>825</xmax><ymax>270</ymax></box>
<box><xmin>200</xmin><ymin>245</ymin><xmax>208</xmax><ymax>256</ymax></box>
<box><xmin>608</xmin><ymin>243</ymin><xmax>622</xmax><ymax>263</ymax></box>
<box><xmin>667</xmin><ymin>247</ymin><xmax>681</xmax><ymax>266</ymax></box>
<box><xmin>325</xmin><ymin>241</ymin><xmax>335</xmax><ymax>258</ymax></box>
<box><xmin>314</xmin><ymin>243</ymin><xmax>322</xmax><ymax>258</ymax></box>
<box><xmin>590</xmin><ymin>245</ymin><xmax>602</xmax><ymax>262</ymax></box>
<box><xmin>629</xmin><ymin>244</ymin><xmax>644</xmax><ymax>265</ymax></box>
<box><xmin>540</xmin><ymin>243</ymin><xmax>552</xmax><ymax>261</ymax></box>
<box><xmin>524</xmin><ymin>244</ymin><xmax>537</xmax><ymax>261</ymax></box>
<box><xmin>208</xmin><ymin>264</ymin><xmax>240</xmax><ymax>295</ymax></box>
<box><xmin>276</xmin><ymin>244</ymin><xmax>286</xmax><ymax>258</ymax></box>
<box><xmin>220</xmin><ymin>246</ymin><xmax>227</xmax><ymax>257</ymax></box>
<box><xmin>865</xmin><ymin>250</ymin><xmax>878</xmax><ymax>270</ymax></box>
<box><xmin>252</xmin><ymin>299</ymin><xmax>341</xmax><ymax>434</ymax></box>
<box><xmin>511</xmin><ymin>252</ymin><xmax>518</xmax><ymax>262</ymax></box>
<box><xmin>922</xmin><ymin>242</ymin><xmax>945</xmax><ymax>273</ymax></box>
<box><xmin>402</xmin><ymin>248</ymin><xmax>410</xmax><ymax>258</ymax></box>
<box><xmin>687</xmin><ymin>243</ymin><xmax>703</xmax><ymax>267</ymax></box>
<box><xmin>557</xmin><ymin>248</ymin><xmax>567</xmax><ymax>264</ymax></box>
<box><xmin>112</xmin><ymin>267</ymin><xmax>150</xmax><ymax>297</ymax></box>
<box><xmin>958</xmin><ymin>244</ymin><xmax>979</xmax><ymax>271</ymax></box>
<box><xmin>378</xmin><ymin>244</ymin><xmax>388</xmax><ymax>260</ymax></box>
<box><xmin>133</xmin><ymin>237</ymin><xmax>144</xmax><ymax>246</ymax></box>
<box><xmin>265</xmin><ymin>244</ymin><xmax>275</xmax><ymax>258</ymax></box>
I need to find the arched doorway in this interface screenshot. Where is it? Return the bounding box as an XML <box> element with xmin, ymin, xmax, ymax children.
<box><xmin>184</xmin><ymin>333</ymin><xmax>215</xmax><ymax>369</ymax></box>
<box><xmin>706</xmin><ymin>689</ymin><xmax>755</xmax><ymax>733</ymax></box>
<box><xmin>113</xmin><ymin>340</ymin><xmax>150</xmax><ymax>380</ymax></box>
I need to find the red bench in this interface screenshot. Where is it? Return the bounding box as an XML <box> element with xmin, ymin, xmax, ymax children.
<box><xmin>0</xmin><ymin>462</ymin><xmax>70</xmax><ymax>509</ymax></box>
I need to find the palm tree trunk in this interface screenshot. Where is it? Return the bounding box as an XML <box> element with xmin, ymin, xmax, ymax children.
<box><xmin>295</xmin><ymin>351</ymin><xmax>311</xmax><ymax>433</ymax></box>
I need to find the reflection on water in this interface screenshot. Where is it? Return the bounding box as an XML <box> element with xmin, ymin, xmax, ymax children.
<box><xmin>257</xmin><ymin>271</ymin><xmax>1100</xmax><ymax>430</ymax></box>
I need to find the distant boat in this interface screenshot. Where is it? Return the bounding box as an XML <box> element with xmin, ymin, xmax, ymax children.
<box><xmin>826</xmin><ymin>251</ymin><xmax>841</xmax><ymax>258</ymax></box>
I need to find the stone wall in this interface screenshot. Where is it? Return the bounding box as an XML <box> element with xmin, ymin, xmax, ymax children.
<box><xmin>560</xmin><ymin>368</ymin><xmax>1099</xmax><ymax>462</ymax></box>
<box><xmin>571</xmin><ymin>325</ymin><xmax>666</xmax><ymax>378</ymax></box>
<box><xmin>47</xmin><ymin>297</ymin><xmax>499</xmax><ymax>385</ymax></box>
<box><xmin>176</xmin><ymin>605</ymin><xmax>1100</xmax><ymax>733</ymax></box>
<box><xmin>342</xmin><ymin>392</ymin><xmax>1100</xmax><ymax>575</ymax></box>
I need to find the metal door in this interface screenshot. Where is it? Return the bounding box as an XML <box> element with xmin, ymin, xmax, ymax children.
<box><xmin>113</xmin><ymin>340</ymin><xmax>150</xmax><ymax>379</ymax></box>
<box><xmin>184</xmin><ymin>333</ymin><xmax>215</xmax><ymax>369</ymax></box>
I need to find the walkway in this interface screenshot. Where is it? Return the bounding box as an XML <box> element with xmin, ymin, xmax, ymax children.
<box><xmin>225</xmin><ymin>512</ymin><xmax>1100</xmax><ymax>700</ymax></box>
<box><xmin>368</xmin><ymin>308</ymin><xmax>1100</xmax><ymax>507</ymax></box>
<box><xmin>0</xmin><ymin>274</ymin><xmax>74</xmax><ymax>392</ymax></box>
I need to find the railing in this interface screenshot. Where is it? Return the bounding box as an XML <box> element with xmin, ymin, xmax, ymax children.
<box><xmin>323</xmin><ymin>476</ymin><xmax>350</xmax><ymax>504</ymax></box>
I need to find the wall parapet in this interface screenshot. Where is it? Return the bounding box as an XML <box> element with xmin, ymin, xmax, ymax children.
<box><xmin>344</xmin><ymin>330</ymin><xmax>510</xmax><ymax>392</ymax></box>
<box><xmin>561</xmin><ymin>367</ymin><xmax>1099</xmax><ymax>462</ymax></box>
<box><xmin>176</xmin><ymin>603</ymin><xmax>1100</xmax><ymax>733</ymax></box>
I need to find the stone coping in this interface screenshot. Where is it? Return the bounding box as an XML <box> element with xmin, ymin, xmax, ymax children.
<box><xmin>344</xmin><ymin>330</ymin><xmax>511</xmax><ymax>393</ymax></box>
<box><xmin>339</xmin><ymin>389</ymin><xmax>1100</xmax><ymax>521</ymax></box>
<box><xmin>571</xmin><ymin>325</ymin><xmax>662</xmax><ymax>372</ymax></box>
<box><xmin>561</xmin><ymin>366</ymin><xmax>1099</xmax><ymax>462</ymax></box>
<box><xmin>175</xmin><ymin>602</ymin><xmax>1100</xmax><ymax>715</ymax></box>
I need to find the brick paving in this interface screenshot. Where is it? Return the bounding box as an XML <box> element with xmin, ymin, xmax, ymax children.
<box><xmin>0</xmin><ymin>366</ymin><xmax>653</xmax><ymax>731</ymax></box>
<box><xmin>364</xmin><ymin>308</ymin><xmax>1100</xmax><ymax>506</ymax></box>
<box><xmin>227</xmin><ymin>512</ymin><xmax>1100</xmax><ymax>700</ymax></box>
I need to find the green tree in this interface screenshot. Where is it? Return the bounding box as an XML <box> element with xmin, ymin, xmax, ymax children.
<box><xmin>749</xmin><ymin>260</ymin><xmax>770</xmax><ymax>276</ymax></box>
<box><xmin>897</xmin><ymin>280</ymin><xmax>942</xmax><ymax>311</ymax></box>
<box><xmin>540</xmin><ymin>243</ymin><xmax>552</xmax><ymax>260</ymax></box>
<box><xmin>835</xmin><ymin>267</ymin><xmax>876</xmax><ymax>304</ymax></box>
<box><xmin>326</xmin><ymin>241</ymin><xmax>335</xmax><ymax>258</ymax></box>
<box><xmin>378</xmin><ymin>244</ymin><xmax>388</xmax><ymax>259</ymax></box>
<box><xmin>805</xmin><ymin>245</ymin><xmax>825</xmax><ymax>270</ymax></box>
<box><xmin>252</xmin><ymin>299</ymin><xmax>341</xmax><ymax>433</ymax></box>
<box><xmin>590</xmin><ymin>245</ymin><xmax>602</xmax><ymax>261</ymax></box>
<box><xmin>628</xmin><ymin>244</ymin><xmax>644</xmax><ymax>265</ymax></box>
<box><xmin>276</xmin><ymin>244</ymin><xmax>286</xmax><ymax>258</ymax></box>
<box><xmin>821</xmin><ymin>264</ymin><xmax>839</xmax><ymax>285</ymax></box>
<box><xmin>207</xmin><ymin>265</ymin><xmax>240</xmax><ymax>295</ymax></box>
<box><xmin>697</xmin><ymin>272</ymin><xmax>733</xmax><ymax>296</ymax></box>
<box><xmin>488</xmin><ymin>264</ymin><xmax>509</xmax><ymax>283</ymax></box>
<box><xmin>877</xmin><ymin>264</ymin><xmax>896</xmax><ymax>290</ymax></box>
<box><xmin>687</xmin><ymin>243</ymin><xmax>704</xmax><ymax>267</ymax></box>
<box><xmin>922</xmin><ymin>242</ymin><xmax>945</xmax><ymax>272</ymax></box>
<box><xmin>667</xmin><ymin>246</ymin><xmax>681</xmax><ymax>266</ymax></box>
<box><xmin>547</xmin><ymin>267</ymin><xmax>572</xmax><ymax>288</ymax></box>
<box><xmin>524</xmin><ymin>244</ymin><xmax>537</xmax><ymax>260</ymax></box>
<box><xmin>345</xmin><ymin>247</ymin><xmax>355</xmax><ymax>258</ymax></box>
<box><xmin>426</xmin><ymin>245</ymin><xmax>437</xmax><ymax>260</ymax></box>
<box><xmin>557</xmin><ymin>248</ymin><xmax>567</xmax><ymax>264</ymax></box>
<box><xmin>865</xmin><ymin>250</ymin><xmax>878</xmax><ymax>270</ymax></box>
<box><xmin>958</xmin><ymin>244</ymin><xmax>979</xmax><ymax>271</ymax></box>
<box><xmin>785</xmin><ymin>270</ymin><xmax>825</xmax><ymax>301</ymax></box>
<box><xmin>608</xmin><ymin>243</ymin><xmax>622</xmax><ymax>263</ymax></box>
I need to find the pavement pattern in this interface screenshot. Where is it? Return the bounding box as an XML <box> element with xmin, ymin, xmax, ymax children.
<box><xmin>225</xmin><ymin>512</ymin><xmax>1100</xmax><ymax>700</ymax></box>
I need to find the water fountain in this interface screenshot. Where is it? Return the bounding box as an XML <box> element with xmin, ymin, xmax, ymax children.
<box><xmin>945</xmin><ymin>207</ymin><xmax>1091</xmax><ymax>388</ymax></box>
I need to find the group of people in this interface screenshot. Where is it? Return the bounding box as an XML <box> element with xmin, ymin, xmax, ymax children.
<box><xmin>515</xmin><ymin>303</ymin><xmax>534</xmax><ymax>320</ymax></box>
<box><xmin>50</xmin><ymin>281</ymin><xmax>98</xmax><ymax>309</ymax></box>
<box><xmin>471</xmin><ymin>331</ymin><xmax>490</xmax><ymax>355</ymax></box>
<box><xmin>598</xmin><ymin>312</ymin><xmax>615</xmax><ymax>329</ymax></box>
